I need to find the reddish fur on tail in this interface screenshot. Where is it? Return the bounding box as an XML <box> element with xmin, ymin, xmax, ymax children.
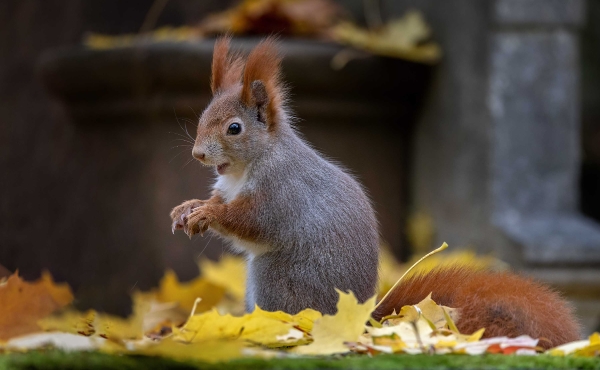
<box><xmin>372</xmin><ymin>267</ymin><xmax>580</xmax><ymax>349</ymax></box>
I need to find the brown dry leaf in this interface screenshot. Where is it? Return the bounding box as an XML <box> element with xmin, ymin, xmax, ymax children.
<box><xmin>199</xmin><ymin>0</ymin><xmax>343</xmax><ymax>37</ymax></box>
<box><xmin>0</xmin><ymin>272</ymin><xmax>73</xmax><ymax>341</ymax></box>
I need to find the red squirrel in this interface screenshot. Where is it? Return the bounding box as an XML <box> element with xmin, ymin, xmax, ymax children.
<box><xmin>170</xmin><ymin>37</ymin><xmax>580</xmax><ymax>349</ymax></box>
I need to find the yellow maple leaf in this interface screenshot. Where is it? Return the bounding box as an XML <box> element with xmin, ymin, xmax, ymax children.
<box><xmin>371</xmin><ymin>333</ymin><xmax>406</xmax><ymax>353</ymax></box>
<box><xmin>94</xmin><ymin>292</ymin><xmax>151</xmax><ymax>340</ymax></box>
<box><xmin>367</xmin><ymin>316</ymin><xmax>433</xmax><ymax>351</ymax></box>
<box><xmin>156</xmin><ymin>270</ymin><xmax>226</xmax><ymax>313</ymax></box>
<box><xmin>199</xmin><ymin>255</ymin><xmax>246</xmax><ymax>302</ymax></box>
<box><xmin>294</xmin><ymin>290</ymin><xmax>376</xmax><ymax>355</ymax></box>
<box><xmin>330</xmin><ymin>10</ymin><xmax>441</xmax><ymax>64</ymax></box>
<box><xmin>250</xmin><ymin>306</ymin><xmax>322</xmax><ymax>333</ymax></box>
<box><xmin>85</xmin><ymin>26</ymin><xmax>202</xmax><ymax>49</ymax></box>
<box><xmin>365</xmin><ymin>294</ymin><xmax>480</xmax><ymax>355</ymax></box>
<box><xmin>0</xmin><ymin>272</ymin><xmax>73</xmax><ymax>341</ymax></box>
<box><xmin>387</xmin><ymin>293</ymin><xmax>459</xmax><ymax>331</ymax></box>
<box><xmin>38</xmin><ymin>310</ymin><xmax>96</xmax><ymax>336</ymax></box>
<box><xmin>172</xmin><ymin>307</ymin><xmax>299</xmax><ymax>347</ymax></box>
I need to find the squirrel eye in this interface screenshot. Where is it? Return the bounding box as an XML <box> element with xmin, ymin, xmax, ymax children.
<box><xmin>227</xmin><ymin>122</ymin><xmax>241</xmax><ymax>135</ymax></box>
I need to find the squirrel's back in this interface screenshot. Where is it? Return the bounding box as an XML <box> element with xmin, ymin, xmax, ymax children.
<box><xmin>242</xmin><ymin>128</ymin><xmax>379</xmax><ymax>314</ymax></box>
<box><xmin>372</xmin><ymin>266</ymin><xmax>580</xmax><ymax>349</ymax></box>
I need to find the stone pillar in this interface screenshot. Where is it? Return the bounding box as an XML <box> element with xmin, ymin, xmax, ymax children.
<box><xmin>490</xmin><ymin>0</ymin><xmax>600</xmax><ymax>333</ymax></box>
<box><xmin>490</xmin><ymin>0</ymin><xmax>600</xmax><ymax>264</ymax></box>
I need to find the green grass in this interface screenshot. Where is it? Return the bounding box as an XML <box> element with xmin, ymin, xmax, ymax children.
<box><xmin>0</xmin><ymin>351</ymin><xmax>599</xmax><ymax>370</ymax></box>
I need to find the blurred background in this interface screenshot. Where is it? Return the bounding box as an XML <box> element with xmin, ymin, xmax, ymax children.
<box><xmin>1</xmin><ymin>0</ymin><xmax>599</xmax><ymax>334</ymax></box>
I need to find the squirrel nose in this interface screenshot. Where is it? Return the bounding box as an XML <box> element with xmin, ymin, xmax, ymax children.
<box><xmin>192</xmin><ymin>148</ymin><xmax>205</xmax><ymax>160</ymax></box>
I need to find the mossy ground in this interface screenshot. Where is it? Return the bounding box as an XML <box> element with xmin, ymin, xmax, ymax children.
<box><xmin>0</xmin><ymin>351</ymin><xmax>599</xmax><ymax>370</ymax></box>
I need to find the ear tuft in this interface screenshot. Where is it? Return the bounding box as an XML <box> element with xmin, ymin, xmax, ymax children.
<box><xmin>211</xmin><ymin>36</ymin><xmax>243</xmax><ymax>94</ymax></box>
<box><xmin>242</xmin><ymin>38</ymin><xmax>284</xmax><ymax>128</ymax></box>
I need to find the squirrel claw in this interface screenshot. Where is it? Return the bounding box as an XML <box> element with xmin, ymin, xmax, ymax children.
<box><xmin>185</xmin><ymin>222</ymin><xmax>201</xmax><ymax>238</ymax></box>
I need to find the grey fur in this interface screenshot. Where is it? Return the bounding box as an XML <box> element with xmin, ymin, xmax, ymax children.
<box><xmin>191</xmin><ymin>78</ymin><xmax>379</xmax><ymax>315</ymax></box>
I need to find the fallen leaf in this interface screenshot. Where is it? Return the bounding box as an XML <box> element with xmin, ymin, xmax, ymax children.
<box><xmin>249</xmin><ymin>305</ymin><xmax>322</xmax><ymax>333</ymax></box>
<box><xmin>85</xmin><ymin>26</ymin><xmax>202</xmax><ymax>49</ymax></box>
<box><xmin>330</xmin><ymin>10</ymin><xmax>441</xmax><ymax>64</ymax></box>
<box><xmin>94</xmin><ymin>292</ymin><xmax>151</xmax><ymax>340</ymax></box>
<box><xmin>294</xmin><ymin>290</ymin><xmax>376</xmax><ymax>355</ymax></box>
<box><xmin>199</xmin><ymin>255</ymin><xmax>246</xmax><ymax>302</ymax></box>
<box><xmin>549</xmin><ymin>332</ymin><xmax>600</xmax><ymax>357</ymax></box>
<box><xmin>0</xmin><ymin>272</ymin><xmax>73</xmax><ymax>340</ymax></box>
<box><xmin>155</xmin><ymin>270</ymin><xmax>226</xmax><ymax>313</ymax></box>
<box><xmin>198</xmin><ymin>0</ymin><xmax>344</xmax><ymax>37</ymax></box>
<box><xmin>172</xmin><ymin>306</ymin><xmax>299</xmax><ymax>347</ymax></box>
<box><xmin>1</xmin><ymin>332</ymin><xmax>106</xmax><ymax>352</ymax></box>
<box><xmin>38</xmin><ymin>310</ymin><xmax>96</xmax><ymax>336</ymax></box>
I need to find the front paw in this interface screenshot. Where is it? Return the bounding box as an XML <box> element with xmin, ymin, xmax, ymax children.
<box><xmin>170</xmin><ymin>199</ymin><xmax>204</xmax><ymax>234</ymax></box>
<box><xmin>183</xmin><ymin>208</ymin><xmax>214</xmax><ymax>238</ymax></box>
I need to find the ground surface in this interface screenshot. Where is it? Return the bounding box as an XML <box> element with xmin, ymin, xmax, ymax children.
<box><xmin>0</xmin><ymin>351</ymin><xmax>599</xmax><ymax>370</ymax></box>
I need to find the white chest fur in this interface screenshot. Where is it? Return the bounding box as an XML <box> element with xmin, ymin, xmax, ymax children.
<box><xmin>214</xmin><ymin>170</ymin><xmax>248</xmax><ymax>202</ymax></box>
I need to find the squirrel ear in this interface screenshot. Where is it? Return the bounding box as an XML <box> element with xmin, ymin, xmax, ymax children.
<box><xmin>251</xmin><ymin>80</ymin><xmax>268</xmax><ymax>123</ymax></box>
<box><xmin>251</xmin><ymin>80</ymin><xmax>268</xmax><ymax>106</ymax></box>
<box><xmin>242</xmin><ymin>38</ymin><xmax>283</xmax><ymax>129</ymax></box>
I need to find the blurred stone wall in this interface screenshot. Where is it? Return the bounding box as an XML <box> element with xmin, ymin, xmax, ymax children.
<box><xmin>581</xmin><ymin>0</ymin><xmax>600</xmax><ymax>222</ymax></box>
<box><xmin>1</xmin><ymin>0</ymin><xmax>600</xmax><ymax>332</ymax></box>
<box><xmin>0</xmin><ymin>0</ymin><xmax>236</xmax><ymax>314</ymax></box>
<box><xmin>0</xmin><ymin>0</ymin><xmax>415</xmax><ymax>314</ymax></box>
<box><xmin>377</xmin><ymin>0</ymin><xmax>600</xmax><ymax>334</ymax></box>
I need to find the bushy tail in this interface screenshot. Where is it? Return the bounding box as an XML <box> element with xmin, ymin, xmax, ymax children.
<box><xmin>372</xmin><ymin>266</ymin><xmax>580</xmax><ymax>349</ymax></box>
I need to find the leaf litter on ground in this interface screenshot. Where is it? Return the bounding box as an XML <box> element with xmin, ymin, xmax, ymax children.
<box><xmin>0</xmin><ymin>244</ymin><xmax>598</xmax><ymax>363</ymax></box>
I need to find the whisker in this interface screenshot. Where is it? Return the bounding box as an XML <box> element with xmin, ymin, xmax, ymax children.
<box><xmin>178</xmin><ymin>117</ymin><xmax>198</xmax><ymax>127</ymax></box>
<box><xmin>169</xmin><ymin>148</ymin><xmax>191</xmax><ymax>163</ymax></box>
<box><xmin>169</xmin><ymin>144</ymin><xmax>194</xmax><ymax>150</ymax></box>
<box><xmin>173</xmin><ymin>108</ymin><xmax>195</xmax><ymax>140</ymax></box>
<box><xmin>169</xmin><ymin>138</ymin><xmax>195</xmax><ymax>144</ymax></box>
<box><xmin>168</xmin><ymin>131</ymin><xmax>195</xmax><ymax>141</ymax></box>
<box><xmin>196</xmin><ymin>236</ymin><xmax>211</xmax><ymax>258</ymax></box>
<box><xmin>183</xmin><ymin>121</ymin><xmax>194</xmax><ymax>142</ymax></box>
<box><xmin>188</xmin><ymin>105</ymin><xmax>200</xmax><ymax>119</ymax></box>
<box><xmin>180</xmin><ymin>157</ymin><xmax>195</xmax><ymax>170</ymax></box>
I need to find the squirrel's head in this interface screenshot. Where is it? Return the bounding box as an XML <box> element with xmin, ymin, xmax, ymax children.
<box><xmin>192</xmin><ymin>36</ymin><xmax>286</xmax><ymax>176</ymax></box>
